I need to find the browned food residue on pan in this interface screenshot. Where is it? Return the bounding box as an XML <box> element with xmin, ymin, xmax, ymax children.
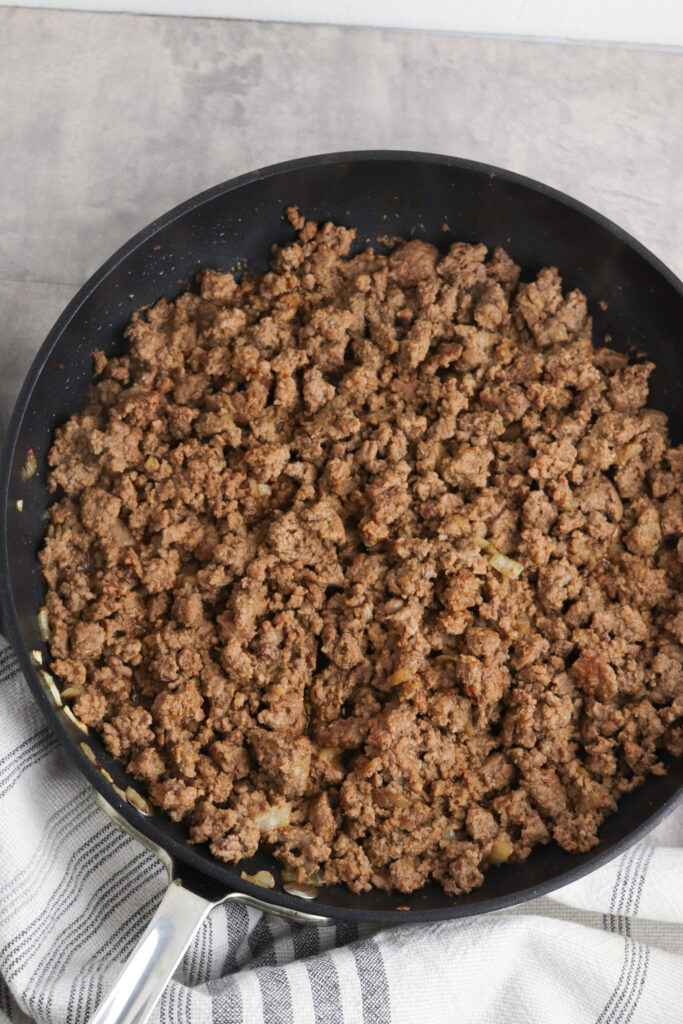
<box><xmin>39</xmin><ymin>209</ymin><xmax>683</xmax><ymax>895</ymax></box>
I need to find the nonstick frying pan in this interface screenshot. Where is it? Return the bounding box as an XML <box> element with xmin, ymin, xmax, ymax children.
<box><xmin>2</xmin><ymin>151</ymin><xmax>682</xmax><ymax>1023</ymax></box>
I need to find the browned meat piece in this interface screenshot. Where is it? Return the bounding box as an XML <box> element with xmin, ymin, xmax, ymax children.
<box><xmin>389</xmin><ymin>240</ymin><xmax>438</xmax><ymax>287</ymax></box>
<box><xmin>250</xmin><ymin>730</ymin><xmax>312</xmax><ymax>798</ymax></box>
<box><xmin>70</xmin><ymin>622</ymin><xmax>106</xmax><ymax>660</ymax></box>
<box><xmin>626</xmin><ymin>503</ymin><xmax>662</xmax><ymax>556</ymax></box>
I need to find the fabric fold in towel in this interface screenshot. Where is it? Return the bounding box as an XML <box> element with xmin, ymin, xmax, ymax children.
<box><xmin>0</xmin><ymin>635</ymin><xmax>681</xmax><ymax>1024</ymax></box>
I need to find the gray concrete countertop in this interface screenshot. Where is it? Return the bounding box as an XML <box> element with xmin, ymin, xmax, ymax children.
<box><xmin>1</xmin><ymin>6</ymin><xmax>682</xmax><ymax>435</ymax></box>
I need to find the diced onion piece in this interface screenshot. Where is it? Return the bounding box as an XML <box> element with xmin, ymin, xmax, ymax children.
<box><xmin>63</xmin><ymin>705</ymin><xmax>88</xmax><ymax>734</ymax></box>
<box><xmin>387</xmin><ymin>666</ymin><xmax>412</xmax><ymax>687</ymax></box>
<box><xmin>47</xmin><ymin>681</ymin><xmax>63</xmax><ymax>707</ymax></box>
<box><xmin>363</xmin><ymin>756</ymin><xmax>383</xmax><ymax>776</ymax></box>
<box><xmin>615</xmin><ymin>442</ymin><xmax>642</xmax><ymax>465</ymax></box>
<box><xmin>318</xmin><ymin>746</ymin><xmax>342</xmax><ymax>763</ymax></box>
<box><xmin>111</xmin><ymin>520</ymin><xmax>134</xmax><ymax>548</ymax></box>
<box><xmin>16</xmin><ymin>499</ymin><xmax>23</xmax><ymax>512</ymax></box>
<box><xmin>99</xmin><ymin>767</ymin><xmax>114</xmax><ymax>784</ymax></box>
<box><xmin>435</xmin><ymin>654</ymin><xmax>458</xmax><ymax>665</ymax></box>
<box><xmin>126</xmin><ymin>787</ymin><xmax>151</xmax><ymax>814</ymax></box>
<box><xmin>241</xmin><ymin>870</ymin><xmax>276</xmax><ymax>889</ymax></box>
<box><xmin>21</xmin><ymin>449</ymin><xmax>37</xmax><ymax>481</ymax></box>
<box><xmin>40</xmin><ymin>670</ymin><xmax>62</xmax><ymax>707</ymax></box>
<box><xmin>281</xmin><ymin>881</ymin><xmax>319</xmax><ymax>900</ymax></box>
<box><xmin>487</xmin><ymin>839</ymin><xmax>514</xmax><ymax>865</ymax></box>
<box><xmin>111</xmin><ymin>783</ymin><xmax>126</xmax><ymax>801</ymax></box>
<box><xmin>37</xmin><ymin>609</ymin><xmax>50</xmax><ymax>642</ymax></box>
<box><xmin>249</xmin><ymin>479</ymin><xmax>272</xmax><ymax>497</ymax></box>
<box><xmin>79</xmin><ymin>742</ymin><xmax>97</xmax><ymax>764</ymax></box>
<box><xmin>488</xmin><ymin>551</ymin><xmax>524</xmax><ymax>580</ymax></box>
<box><xmin>474</xmin><ymin>535</ymin><xmax>524</xmax><ymax>579</ymax></box>
<box><xmin>30</xmin><ymin>649</ymin><xmax>43</xmax><ymax>665</ymax></box>
<box><xmin>281</xmin><ymin>868</ymin><xmax>324</xmax><ymax>886</ymax></box>
<box><xmin>252</xmin><ymin>803</ymin><xmax>292</xmax><ymax>832</ymax></box>
<box><xmin>60</xmin><ymin>686</ymin><xmax>83</xmax><ymax>700</ymax></box>
<box><xmin>442</xmin><ymin>826</ymin><xmax>458</xmax><ymax>841</ymax></box>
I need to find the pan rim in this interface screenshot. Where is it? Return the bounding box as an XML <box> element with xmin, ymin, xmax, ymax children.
<box><xmin>1</xmin><ymin>149</ymin><xmax>682</xmax><ymax>924</ymax></box>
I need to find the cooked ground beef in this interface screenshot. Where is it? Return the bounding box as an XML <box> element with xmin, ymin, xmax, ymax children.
<box><xmin>39</xmin><ymin>209</ymin><xmax>683</xmax><ymax>896</ymax></box>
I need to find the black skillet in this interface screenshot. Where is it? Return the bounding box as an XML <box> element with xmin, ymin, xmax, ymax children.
<box><xmin>1</xmin><ymin>152</ymin><xmax>682</xmax><ymax>1022</ymax></box>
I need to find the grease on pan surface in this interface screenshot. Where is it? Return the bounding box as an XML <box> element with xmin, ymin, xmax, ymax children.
<box><xmin>39</xmin><ymin>208</ymin><xmax>683</xmax><ymax>895</ymax></box>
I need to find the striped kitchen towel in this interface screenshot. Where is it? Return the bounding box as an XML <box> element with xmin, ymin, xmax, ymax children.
<box><xmin>0</xmin><ymin>634</ymin><xmax>681</xmax><ymax>1024</ymax></box>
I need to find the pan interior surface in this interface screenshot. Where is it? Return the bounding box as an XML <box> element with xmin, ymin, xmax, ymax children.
<box><xmin>2</xmin><ymin>152</ymin><xmax>682</xmax><ymax>923</ymax></box>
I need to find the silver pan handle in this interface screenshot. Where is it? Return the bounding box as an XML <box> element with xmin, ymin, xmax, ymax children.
<box><xmin>89</xmin><ymin>879</ymin><xmax>212</xmax><ymax>1024</ymax></box>
<box><xmin>88</xmin><ymin>794</ymin><xmax>334</xmax><ymax>1024</ymax></box>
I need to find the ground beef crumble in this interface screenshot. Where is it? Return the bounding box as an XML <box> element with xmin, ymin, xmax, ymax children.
<box><xmin>39</xmin><ymin>209</ymin><xmax>683</xmax><ymax>896</ymax></box>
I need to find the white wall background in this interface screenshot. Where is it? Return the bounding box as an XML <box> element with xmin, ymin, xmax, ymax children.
<box><xmin>4</xmin><ymin>0</ymin><xmax>683</xmax><ymax>48</ymax></box>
